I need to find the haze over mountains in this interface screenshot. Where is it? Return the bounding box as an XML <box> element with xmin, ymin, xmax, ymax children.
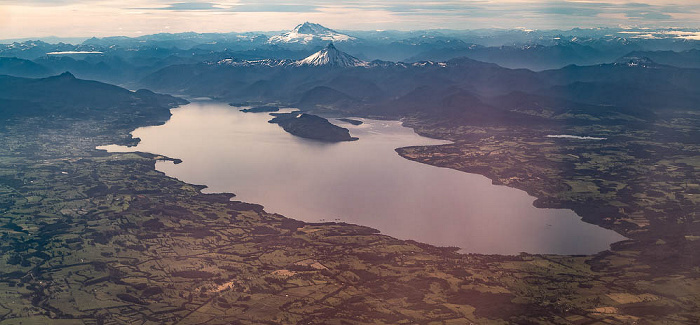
<box><xmin>2</xmin><ymin>23</ymin><xmax>700</xmax><ymax>85</ymax></box>
<box><xmin>0</xmin><ymin>72</ymin><xmax>186</xmax><ymax>122</ymax></box>
<box><xmin>1</xmin><ymin>22</ymin><xmax>699</xmax><ymax>130</ymax></box>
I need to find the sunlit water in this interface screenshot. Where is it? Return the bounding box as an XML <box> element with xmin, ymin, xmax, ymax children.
<box><xmin>100</xmin><ymin>100</ymin><xmax>625</xmax><ymax>255</ymax></box>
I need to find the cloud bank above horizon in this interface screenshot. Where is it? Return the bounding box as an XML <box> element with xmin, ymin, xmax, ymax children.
<box><xmin>1</xmin><ymin>0</ymin><xmax>699</xmax><ymax>39</ymax></box>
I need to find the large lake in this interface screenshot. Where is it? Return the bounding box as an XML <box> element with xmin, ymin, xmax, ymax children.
<box><xmin>100</xmin><ymin>100</ymin><xmax>625</xmax><ymax>255</ymax></box>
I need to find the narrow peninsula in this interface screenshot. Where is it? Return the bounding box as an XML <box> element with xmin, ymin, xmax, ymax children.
<box><xmin>338</xmin><ymin>118</ymin><xmax>363</xmax><ymax>125</ymax></box>
<box><xmin>240</xmin><ymin>105</ymin><xmax>280</xmax><ymax>113</ymax></box>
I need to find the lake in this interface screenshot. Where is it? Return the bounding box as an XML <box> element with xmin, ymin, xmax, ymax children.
<box><xmin>100</xmin><ymin>100</ymin><xmax>625</xmax><ymax>255</ymax></box>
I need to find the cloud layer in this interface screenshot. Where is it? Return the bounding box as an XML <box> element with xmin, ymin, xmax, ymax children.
<box><xmin>1</xmin><ymin>0</ymin><xmax>699</xmax><ymax>38</ymax></box>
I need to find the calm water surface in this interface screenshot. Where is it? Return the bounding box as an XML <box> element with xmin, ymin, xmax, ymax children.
<box><xmin>100</xmin><ymin>100</ymin><xmax>625</xmax><ymax>255</ymax></box>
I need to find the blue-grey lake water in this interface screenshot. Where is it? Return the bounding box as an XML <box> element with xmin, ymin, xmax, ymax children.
<box><xmin>100</xmin><ymin>100</ymin><xmax>625</xmax><ymax>255</ymax></box>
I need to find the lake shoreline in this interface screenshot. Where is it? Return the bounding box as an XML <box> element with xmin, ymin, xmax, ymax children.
<box><xmin>101</xmin><ymin>99</ymin><xmax>624</xmax><ymax>255</ymax></box>
<box><xmin>6</xmin><ymin>77</ymin><xmax>695</xmax><ymax>324</ymax></box>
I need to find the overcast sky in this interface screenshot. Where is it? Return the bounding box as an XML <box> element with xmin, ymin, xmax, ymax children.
<box><xmin>1</xmin><ymin>0</ymin><xmax>699</xmax><ymax>39</ymax></box>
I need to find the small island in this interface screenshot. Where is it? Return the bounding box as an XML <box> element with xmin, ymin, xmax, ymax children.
<box><xmin>240</xmin><ymin>105</ymin><xmax>280</xmax><ymax>113</ymax></box>
<box><xmin>229</xmin><ymin>101</ymin><xmax>263</xmax><ymax>107</ymax></box>
<box><xmin>338</xmin><ymin>118</ymin><xmax>363</xmax><ymax>125</ymax></box>
<box><xmin>269</xmin><ymin>112</ymin><xmax>358</xmax><ymax>142</ymax></box>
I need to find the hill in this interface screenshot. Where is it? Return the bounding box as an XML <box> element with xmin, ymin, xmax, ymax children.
<box><xmin>0</xmin><ymin>72</ymin><xmax>187</xmax><ymax>123</ymax></box>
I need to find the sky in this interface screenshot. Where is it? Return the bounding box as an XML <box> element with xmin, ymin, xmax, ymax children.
<box><xmin>1</xmin><ymin>0</ymin><xmax>699</xmax><ymax>39</ymax></box>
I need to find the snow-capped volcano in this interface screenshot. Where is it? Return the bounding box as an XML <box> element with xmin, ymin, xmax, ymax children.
<box><xmin>268</xmin><ymin>22</ymin><xmax>355</xmax><ymax>44</ymax></box>
<box><xmin>295</xmin><ymin>43</ymin><xmax>368</xmax><ymax>67</ymax></box>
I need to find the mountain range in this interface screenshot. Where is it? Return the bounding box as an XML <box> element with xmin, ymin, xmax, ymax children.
<box><xmin>1</xmin><ymin>22</ymin><xmax>700</xmax><ymax>130</ymax></box>
<box><xmin>136</xmin><ymin>41</ymin><xmax>699</xmax><ymax>131</ymax></box>
<box><xmin>2</xmin><ymin>23</ymin><xmax>700</xmax><ymax>81</ymax></box>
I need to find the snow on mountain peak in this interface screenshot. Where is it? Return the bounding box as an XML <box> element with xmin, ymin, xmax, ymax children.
<box><xmin>295</xmin><ymin>42</ymin><xmax>368</xmax><ymax>67</ymax></box>
<box><xmin>268</xmin><ymin>22</ymin><xmax>355</xmax><ymax>44</ymax></box>
<box><xmin>614</xmin><ymin>56</ymin><xmax>658</xmax><ymax>68</ymax></box>
<box><xmin>293</xmin><ymin>22</ymin><xmax>330</xmax><ymax>34</ymax></box>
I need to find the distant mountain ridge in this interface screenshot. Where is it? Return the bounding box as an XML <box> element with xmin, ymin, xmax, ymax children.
<box><xmin>2</xmin><ymin>26</ymin><xmax>699</xmax><ymax>81</ymax></box>
<box><xmin>139</xmin><ymin>43</ymin><xmax>700</xmax><ymax>130</ymax></box>
<box><xmin>0</xmin><ymin>57</ymin><xmax>53</xmax><ymax>78</ymax></box>
<box><xmin>617</xmin><ymin>49</ymin><xmax>700</xmax><ymax>69</ymax></box>
<box><xmin>613</xmin><ymin>56</ymin><xmax>658</xmax><ymax>68</ymax></box>
<box><xmin>0</xmin><ymin>72</ymin><xmax>186</xmax><ymax>122</ymax></box>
